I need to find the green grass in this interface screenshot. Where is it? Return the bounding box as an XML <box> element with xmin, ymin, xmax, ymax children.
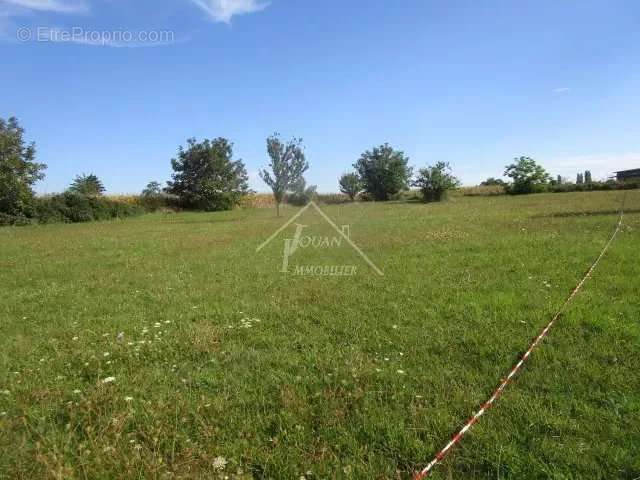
<box><xmin>1</xmin><ymin>191</ymin><xmax>639</xmax><ymax>479</ymax></box>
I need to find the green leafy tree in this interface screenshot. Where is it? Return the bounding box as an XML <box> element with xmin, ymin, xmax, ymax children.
<box><xmin>584</xmin><ymin>170</ymin><xmax>592</xmax><ymax>184</ymax></box>
<box><xmin>69</xmin><ymin>173</ymin><xmax>106</xmax><ymax>197</ymax></box>
<box><xmin>338</xmin><ymin>172</ymin><xmax>362</xmax><ymax>201</ymax></box>
<box><xmin>504</xmin><ymin>156</ymin><xmax>550</xmax><ymax>194</ymax></box>
<box><xmin>480</xmin><ymin>177</ymin><xmax>506</xmax><ymax>186</ymax></box>
<box><xmin>413</xmin><ymin>162</ymin><xmax>460</xmax><ymax>202</ymax></box>
<box><xmin>167</xmin><ymin>137</ymin><xmax>249</xmax><ymax>211</ymax></box>
<box><xmin>287</xmin><ymin>177</ymin><xmax>317</xmax><ymax>206</ymax></box>
<box><xmin>260</xmin><ymin>134</ymin><xmax>309</xmax><ymax>216</ymax></box>
<box><xmin>0</xmin><ymin>116</ymin><xmax>46</xmax><ymax>218</ymax></box>
<box><xmin>142</xmin><ymin>181</ymin><xmax>162</xmax><ymax>196</ymax></box>
<box><xmin>353</xmin><ymin>143</ymin><xmax>412</xmax><ymax>201</ymax></box>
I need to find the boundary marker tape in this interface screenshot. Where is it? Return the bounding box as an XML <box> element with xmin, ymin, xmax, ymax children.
<box><xmin>414</xmin><ymin>195</ymin><xmax>627</xmax><ymax>479</ymax></box>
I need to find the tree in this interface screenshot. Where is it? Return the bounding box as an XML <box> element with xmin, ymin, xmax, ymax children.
<box><xmin>480</xmin><ymin>177</ymin><xmax>506</xmax><ymax>186</ymax></box>
<box><xmin>260</xmin><ymin>134</ymin><xmax>309</xmax><ymax>216</ymax></box>
<box><xmin>142</xmin><ymin>181</ymin><xmax>162</xmax><ymax>196</ymax></box>
<box><xmin>413</xmin><ymin>162</ymin><xmax>460</xmax><ymax>202</ymax></box>
<box><xmin>504</xmin><ymin>156</ymin><xmax>550</xmax><ymax>194</ymax></box>
<box><xmin>584</xmin><ymin>170</ymin><xmax>592</xmax><ymax>184</ymax></box>
<box><xmin>338</xmin><ymin>172</ymin><xmax>362</xmax><ymax>201</ymax></box>
<box><xmin>576</xmin><ymin>172</ymin><xmax>584</xmax><ymax>185</ymax></box>
<box><xmin>287</xmin><ymin>177</ymin><xmax>317</xmax><ymax>206</ymax></box>
<box><xmin>353</xmin><ymin>143</ymin><xmax>412</xmax><ymax>201</ymax></box>
<box><xmin>69</xmin><ymin>173</ymin><xmax>106</xmax><ymax>196</ymax></box>
<box><xmin>167</xmin><ymin>137</ymin><xmax>249</xmax><ymax>211</ymax></box>
<box><xmin>0</xmin><ymin>116</ymin><xmax>46</xmax><ymax>218</ymax></box>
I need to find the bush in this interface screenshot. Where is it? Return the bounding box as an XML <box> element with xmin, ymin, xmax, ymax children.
<box><xmin>354</xmin><ymin>144</ymin><xmax>412</xmax><ymax>201</ymax></box>
<box><xmin>338</xmin><ymin>173</ymin><xmax>362</xmax><ymax>201</ymax></box>
<box><xmin>504</xmin><ymin>157</ymin><xmax>550</xmax><ymax>194</ymax></box>
<box><xmin>286</xmin><ymin>179</ymin><xmax>317</xmax><ymax>206</ymax></box>
<box><xmin>0</xmin><ymin>212</ymin><xmax>32</xmax><ymax>226</ymax></box>
<box><xmin>33</xmin><ymin>193</ymin><xmax>144</xmax><ymax>224</ymax></box>
<box><xmin>547</xmin><ymin>180</ymin><xmax>639</xmax><ymax>193</ymax></box>
<box><xmin>168</xmin><ymin>137</ymin><xmax>250</xmax><ymax>212</ymax></box>
<box><xmin>413</xmin><ymin>162</ymin><xmax>460</xmax><ymax>202</ymax></box>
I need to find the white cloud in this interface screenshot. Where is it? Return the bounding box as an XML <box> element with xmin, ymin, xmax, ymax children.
<box><xmin>553</xmin><ymin>87</ymin><xmax>570</xmax><ymax>94</ymax></box>
<box><xmin>191</xmin><ymin>0</ymin><xmax>269</xmax><ymax>23</ymax></box>
<box><xmin>0</xmin><ymin>0</ymin><xmax>87</xmax><ymax>14</ymax></box>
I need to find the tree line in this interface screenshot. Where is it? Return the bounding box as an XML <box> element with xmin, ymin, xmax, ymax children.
<box><xmin>1</xmin><ymin>115</ymin><xmax>637</xmax><ymax>225</ymax></box>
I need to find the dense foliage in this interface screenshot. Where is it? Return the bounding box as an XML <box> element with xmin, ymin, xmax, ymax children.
<box><xmin>167</xmin><ymin>137</ymin><xmax>250</xmax><ymax>211</ymax></box>
<box><xmin>338</xmin><ymin>172</ymin><xmax>362</xmax><ymax>200</ymax></box>
<box><xmin>413</xmin><ymin>162</ymin><xmax>460</xmax><ymax>202</ymax></box>
<box><xmin>354</xmin><ymin>144</ymin><xmax>412</xmax><ymax>201</ymax></box>
<box><xmin>504</xmin><ymin>156</ymin><xmax>551</xmax><ymax>194</ymax></box>
<box><xmin>480</xmin><ymin>177</ymin><xmax>506</xmax><ymax>186</ymax></box>
<box><xmin>286</xmin><ymin>178</ymin><xmax>317</xmax><ymax>206</ymax></box>
<box><xmin>69</xmin><ymin>173</ymin><xmax>106</xmax><ymax>196</ymax></box>
<box><xmin>14</xmin><ymin>193</ymin><xmax>143</xmax><ymax>225</ymax></box>
<box><xmin>0</xmin><ymin>117</ymin><xmax>46</xmax><ymax>222</ymax></box>
<box><xmin>260</xmin><ymin>134</ymin><xmax>309</xmax><ymax>216</ymax></box>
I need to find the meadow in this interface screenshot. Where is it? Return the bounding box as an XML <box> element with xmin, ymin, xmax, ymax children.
<box><xmin>1</xmin><ymin>191</ymin><xmax>639</xmax><ymax>479</ymax></box>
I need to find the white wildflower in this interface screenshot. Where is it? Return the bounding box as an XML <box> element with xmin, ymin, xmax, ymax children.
<box><xmin>396</xmin><ymin>370</ymin><xmax>405</xmax><ymax>375</ymax></box>
<box><xmin>101</xmin><ymin>377</ymin><xmax>116</xmax><ymax>384</ymax></box>
<box><xmin>73</xmin><ymin>389</ymin><xmax>81</xmax><ymax>394</ymax></box>
<box><xmin>103</xmin><ymin>352</ymin><xmax>110</xmax><ymax>357</ymax></box>
<box><xmin>124</xmin><ymin>396</ymin><xmax>134</xmax><ymax>402</ymax></box>
<box><xmin>212</xmin><ymin>456</ymin><xmax>227</xmax><ymax>471</ymax></box>
<box><xmin>72</xmin><ymin>336</ymin><xmax>79</xmax><ymax>341</ymax></box>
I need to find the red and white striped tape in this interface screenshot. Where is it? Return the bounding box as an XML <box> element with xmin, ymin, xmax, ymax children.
<box><xmin>414</xmin><ymin>200</ymin><xmax>626</xmax><ymax>480</ymax></box>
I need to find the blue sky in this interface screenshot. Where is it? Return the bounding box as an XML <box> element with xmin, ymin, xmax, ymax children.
<box><xmin>1</xmin><ymin>0</ymin><xmax>639</xmax><ymax>193</ymax></box>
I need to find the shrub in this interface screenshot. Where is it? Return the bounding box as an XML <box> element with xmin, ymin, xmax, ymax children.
<box><xmin>286</xmin><ymin>178</ymin><xmax>317</xmax><ymax>206</ymax></box>
<box><xmin>413</xmin><ymin>162</ymin><xmax>460</xmax><ymax>202</ymax></box>
<box><xmin>338</xmin><ymin>172</ymin><xmax>362</xmax><ymax>201</ymax></box>
<box><xmin>354</xmin><ymin>144</ymin><xmax>412</xmax><ymax>201</ymax></box>
<box><xmin>0</xmin><ymin>212</ymin><xmax>32</xmax><ymax>226</ymax></box>
<box><xmin>167</xmin><ymin>137</ymin><xmax>250</xmax><ymax>212</ymax></box>
<box><xmin>504</xmin><ymin>157</ymin><xmax>551</xmax><ymax>194</ymax></box>
<box><xmin>34</xmin><ymin>193</ymin><xmax>144</xmax><ymax>224</ymax></box>
<box><xmin>547</xmin><ymin>180</ymin><xmax>639</xmax><ymax>193</ymax></box>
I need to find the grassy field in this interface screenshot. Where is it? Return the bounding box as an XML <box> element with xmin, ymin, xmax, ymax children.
<box><xmin>1</xmin><ymin>191</ymin><xmax>639</xmax><ymax>479</ymax></box>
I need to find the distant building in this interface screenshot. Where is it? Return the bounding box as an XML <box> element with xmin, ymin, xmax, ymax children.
<box><xmin>615</xmin><ymin>169</ymin><xmax>640</xmax><ymax>182</ymax></box>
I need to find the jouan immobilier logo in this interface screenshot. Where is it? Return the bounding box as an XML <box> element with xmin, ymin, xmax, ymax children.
<box><xmin>256</xmin><ymin>202</ymin><xmax>384</xmax><ymax>276</ymax></box>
